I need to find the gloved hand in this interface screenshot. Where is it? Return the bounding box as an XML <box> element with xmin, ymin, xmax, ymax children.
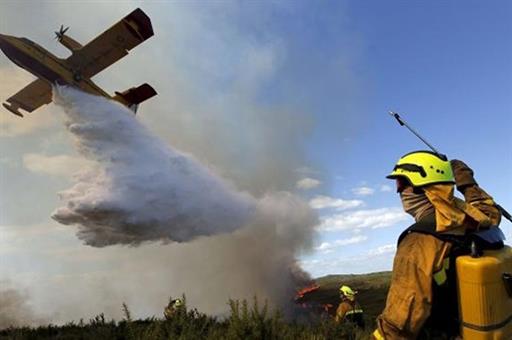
<box><xmin>450</xmin><ymin>159</ymin><xmax>478</xmax><ymax>192</ymax></box>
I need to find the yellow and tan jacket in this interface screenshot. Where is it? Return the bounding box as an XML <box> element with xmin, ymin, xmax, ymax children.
<box><xmin>335</xmin><ymin>300</ymin><xmax>363</xmax><ymax>323</ymax></box>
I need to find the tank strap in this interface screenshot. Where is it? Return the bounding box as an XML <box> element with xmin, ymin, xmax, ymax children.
<box><xmin>397</xmin><ymin>213</ymin><xmax>468</xmax><ymax>246</ymax></box>
<box><xmin>398</xmin><ymin>213</ymin><xmax>437</xmax><ymax>245</ymax></box>
<box><xmin>397</xmin><ymin>214</ymin><xmax>463</xmax><ymax>287</ymax></box>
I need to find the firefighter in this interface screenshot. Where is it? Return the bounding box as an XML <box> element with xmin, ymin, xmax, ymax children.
<box><xmin>335</xmin><ymin>285</ymin><xmax>365</xmax><ymax>328</ymax></box>
<box><xmin>372</xmin><ymin>151</ymin><xmax>501</xmax><ymax>340</ymax></box>
<box><xmin>164</xmin><ymin>298</ymin><xmax>184</xmax><ymax>320</ymax></box>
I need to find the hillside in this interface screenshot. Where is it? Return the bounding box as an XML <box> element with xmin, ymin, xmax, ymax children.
<box><xmin>302</xmin><ymin>271</ymin><xmax>391</xmax><ymax>320</ymax></box>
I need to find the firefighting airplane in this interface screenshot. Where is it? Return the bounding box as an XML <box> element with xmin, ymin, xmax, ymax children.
<box><xmin>0</xmin><ymin>8</ymin><xmax>157</xmax><ymax>117</ymax></box>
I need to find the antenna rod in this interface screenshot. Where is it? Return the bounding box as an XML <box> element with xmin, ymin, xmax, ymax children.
<box><xmin>388</xmin><ymin>110</ymin><xmax>512</xmax><ymax>223</ymax></box>
<box><xmin>388</xmin><ymin>111</ymin><xmax>441</xmax><ymax>155</ymax></box>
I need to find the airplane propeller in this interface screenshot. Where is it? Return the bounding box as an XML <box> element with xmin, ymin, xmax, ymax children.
<box><xmin>54</xmin><ymin>25</ymin><xmax>69</xmax><ymax>40</ymax></box>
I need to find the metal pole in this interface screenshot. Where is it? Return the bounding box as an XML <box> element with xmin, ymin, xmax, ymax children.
<box><xmin>388</xmin><ymin>110</ymin><xmax>511</xmax><ymax>223</ymax></box>
<box><xmin>388</xmin><ymin>111</ymin><xmax>441</xmax><ymax>155</ymax></box>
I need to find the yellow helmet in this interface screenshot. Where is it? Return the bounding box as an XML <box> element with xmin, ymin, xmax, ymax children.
<box><xmin>173</xmin><ymin>298</ymin><xmax>183</xmax><ymax>308</ymax></box>
<box><xmin>340</xmin><ymin>285</ymin><xmax>357</xmax><ymax>300</ymax></box>
<box><xmin>386</xmin><ymin>151</ymin><xmax>454</xmax><ymax>187</ymax></box>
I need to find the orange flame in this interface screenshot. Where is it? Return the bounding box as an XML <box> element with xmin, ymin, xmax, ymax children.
<box><xmin>295</xmin><ymin>284</ymin><xmax>320</xmax><ymax>300</ymax></box>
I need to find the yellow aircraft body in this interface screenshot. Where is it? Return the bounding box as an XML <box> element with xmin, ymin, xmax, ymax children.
<box><xmin>0</xmin><ymin>8</ymin><xmax>157</xmax><ymax>117</ymax></box>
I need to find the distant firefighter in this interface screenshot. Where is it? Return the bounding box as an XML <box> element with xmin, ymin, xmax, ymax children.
<box><xmin>335</xmin><ymin>285</ymin><xmax>365</xmax><ymax>328</ymax></box>
<box><xmin>164</xmin><ymin>298</ymin><xmax>184</xmax><ymax>320</ymax></box>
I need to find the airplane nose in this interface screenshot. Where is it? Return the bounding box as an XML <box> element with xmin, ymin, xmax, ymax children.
<box><xmin>0</xmin><ymin>34</ymin><xmax>14</xmax><ymax>55</ymax></box>
<box><xmin>0</xmin><ymin>34</ymin><xmax>13</xmax><ymax>49</ymax></box>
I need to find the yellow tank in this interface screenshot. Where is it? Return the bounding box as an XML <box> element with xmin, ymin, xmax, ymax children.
<box><xmin>456</xmin><ymin>245</ymin><xmax>512</xmax><ymax>340</ymax></box>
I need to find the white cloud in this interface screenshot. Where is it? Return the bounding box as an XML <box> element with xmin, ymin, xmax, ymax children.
<box><xmin>380</xmin><ymin>184</ymin><xmax>393</xmax><ymax>192</ymax></box>
<box><xmin>22</xmin><ymin>153</ymin><xmax>91</xmax><ymax>178</ymax></box>
<box><xmin>300</xmin><ymin>243</ymin><xmax>398</xmax><ymax>277</ymax></box>
<box><xmin>316</xmin><ymin>242</ymin><xmax>331</xmax><ymax>251</ymax></box>
<box><xmin>318</xmin><ymin>207</ymin><xmax>409</xmax><ymax>231</ymax></box>
<box><xmin>368</xmin><ymin>244</ymin><xmax>396</xmax><ymax>256</ymax></box>
<box><xmin>351</xmin><ymin>186</ymin><xmax>375</xmax><ymax>196</ymax></box>
<box><xmin>296</xmin><ymin>177</ymin><xmax>321</xmax><ymax>190</ymax></box>
<box><xmin>309</xmin><ymin>195</ymin><xmax>364</xmax><ymax>210</ymax></box>
<box><xmin>315</xmin><ymin>235</ymin><xmax>368</xmax><ymax>253</ymax></box>
<box><xmin>300</xmin><ymin>244</ymin><xmax>396</xmax><ymax>277</ymax></box>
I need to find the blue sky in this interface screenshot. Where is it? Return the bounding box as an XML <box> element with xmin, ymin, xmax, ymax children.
<box><xmin>189</xmin><ymin>1</ymin><xmax>511</xmax><ymax>276</ymax></box>
<box><xmin>0</xmin><ymin>0</ymin><xmax>511</xmax><ymax>321</ymax></box>
<box><xmin>292</xmin><ymin>1</ymin><xmax>512</xmax><ymax>276</ymax></box>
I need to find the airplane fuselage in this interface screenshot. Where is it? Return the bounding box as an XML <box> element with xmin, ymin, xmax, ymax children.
<box><xmin>0</xmin><ymin>34</ymin><xmax>110</xmax><ymax>98</ymax></box>
<box><xmin>1</xmin><ymin>8</ymin><xmax>156</xmax><ymax>117</ymax></box>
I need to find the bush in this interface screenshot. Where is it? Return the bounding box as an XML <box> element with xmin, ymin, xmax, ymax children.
<box><xmin>0</xmin><ymin>296</ymin><xmax>373</xmax><ymax>340</ymax></box>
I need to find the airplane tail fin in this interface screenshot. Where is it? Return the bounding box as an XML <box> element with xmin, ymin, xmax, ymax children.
<box><xmin>113</xmin><ymin>83</ymin><xmax>157</xmax><ymax>114</ymax></box>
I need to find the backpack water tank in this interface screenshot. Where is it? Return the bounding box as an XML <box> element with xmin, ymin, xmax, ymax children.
<box><xmin>456</xmin><ymin>245</ymin><xmax>512</xmax><ymax>339</ymax></box>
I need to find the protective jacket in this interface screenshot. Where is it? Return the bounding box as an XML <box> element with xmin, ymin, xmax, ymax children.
<box><xmin>164</xmin><ymin>299</ymin><xmax>183</xmax><ymax>320</ymax></box>
<box><xmin>373</xmin><ymin>182</ymin><xmax>501</xmax><ymax>340</ymax></box>
<box><xmin>335</xmin><ymin>299</ymin><xmax>365</xmax><ymax>328</ymax></box>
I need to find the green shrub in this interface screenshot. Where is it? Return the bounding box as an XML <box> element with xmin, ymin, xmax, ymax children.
<box><xmin>0</xmin><ymin>296</ymin><xmax>373</xmax><ymax>340</ymax></box>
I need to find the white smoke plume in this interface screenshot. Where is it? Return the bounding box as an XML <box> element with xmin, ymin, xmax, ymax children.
<box><xmin>51</xmin><ymin>87</ymin><xmax>257</xmax><ymax>246</ymax></box>
<box><xmin>0</xmin><ymin>283</ymin><xmax>47</xmax><ymax>328</ymax></box>
<box><xmin>48</xmin><ymin>87</ymin><xmax>317</xmax><ymax>317</ymax></box>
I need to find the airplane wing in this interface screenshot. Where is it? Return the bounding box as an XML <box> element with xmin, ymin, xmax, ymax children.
<box><xmin>3</xmin><ymin>79</ymin><xmax>52</xmax><ymax>117</ymax></box>
<box><xmin>66</xmin><ymin>8</ymin><xmax>153</xmax><ymax>78</ymax></box>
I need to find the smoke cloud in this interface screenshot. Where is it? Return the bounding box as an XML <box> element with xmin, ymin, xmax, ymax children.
<box><xmin>48</xmin><ymin>87</ymin><xmax>317</xmax><ymax>317</ymax></box>
<box><xmin>0</xmin><ymin>283</ymin><xmax>46</xmax><ymax>328</ymax></box>
<box><xmin>51</xmin><ymin>87</ymin><xmax>257</xmax><ymax>246</ymax></box>
<box><xmin>1</xmin><ymin>2</ymin><xmax>364</xmax><ymax>326</ymax></box>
